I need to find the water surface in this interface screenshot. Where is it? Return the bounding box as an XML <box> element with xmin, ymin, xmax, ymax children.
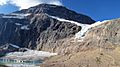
<box><xmin>0</xmin><ymin>58</ymin><xmax>42</xmax><ymax>67</ymax></box>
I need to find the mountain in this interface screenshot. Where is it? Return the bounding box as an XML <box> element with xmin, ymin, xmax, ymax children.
<box><xmin>0</xmin><ymin>3</ymin><xmax>120</xmax><ymax>67</ymax></box>
<box><xmin>14</xmin><ymin>4</ymin><xmax>95</xmax><ymax>24</ymax></box>
<box><xmin>0</xmin><ymin>4</ymin><xmax>95</xmax><ymax>52</ymax></box>
<box><xmin>40</xmin><ymin>18</ymin><xmax>120</xmax><ymax>67</ymax></box>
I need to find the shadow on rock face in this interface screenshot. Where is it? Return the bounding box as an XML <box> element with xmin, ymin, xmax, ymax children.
<box><xmin>0</xmin><ymin>54</ymin><xmax>6</xmax><ymax>57</ymax></box>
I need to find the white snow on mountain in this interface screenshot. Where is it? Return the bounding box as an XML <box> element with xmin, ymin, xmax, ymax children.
<box><xmin>75</xmin><ymin>25</ymin><xmax>91</xmax><ymax>39</ymax></box>
<box><xmin>75</xmin><ymin>20</ymin><xmax>110</xmax><ymax>40</ymax></box>
<box><xmin>5</xmin><ymin>49</ymin><xmax>57</xmax><ymax>60</ymax></box>
<box><xmin>10</xmin><ymin>13</ymin><xmax>31</xmax><ymax>17</ymax></box>
<box><xmin>0</xmin><ymin>43</ymin><xmax>20</xmax><ymax>50</ymax></box>
<box><xmin>21</xmin><ymin>25</ymin><xmax>30</xmax><ymax>30</ymax></box>
<box><xmin>49</xmin><ymin>15</ymin><xmax>82</xmax><ymax>26</ymax></box>
<box><xmin>2</xmin><ymin>15</ymin><xmax>24</xmax><ymax>19</ymax></box>
<box><xmin>6</xmin><ymin>50</ymin><xmax>57</xmax><ymax>57</ymax></box>
<box><xmin>49</xmin><ymin>15</ymin><xmax>110</xmax><ymax>40</ymax></box>
<box><xmin>2</xmin><ymin>44</ymin><xmax>57</xmax><ymax>61</ymax></box>
<box><xmin>49</xmin><ymin>15</ymin><xmax>90</xmax><ymax>37</ymax></box>
<box><xmin>48</xmin><ymin>15</ymin><xmax>91</xmax><ymax>39</ymax></box>
<box><xmin>9</xmin><ymin>44</ymin><xmax>20</xmax><ymax>48</ymax></box>
<box><xmin>15</xmin><ymin>23</ymin><xmax>22</xmax><ymax>26</ymax></box>
<box><xmin>2</xmin><ymin>13</ymin><xmax>31</xmax><ymax>19</ymax></box>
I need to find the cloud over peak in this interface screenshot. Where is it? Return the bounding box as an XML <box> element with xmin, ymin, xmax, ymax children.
<box><xmin>0</xmin><ymin>0</ymin><xmax>63</xmax><ymax>9</ymax></box>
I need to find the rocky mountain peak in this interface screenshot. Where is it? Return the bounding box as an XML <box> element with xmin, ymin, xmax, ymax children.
<box><xmin>14</xmin><ymin>4</ymin><xmax>95</xmax><ymax>24</ymax></box>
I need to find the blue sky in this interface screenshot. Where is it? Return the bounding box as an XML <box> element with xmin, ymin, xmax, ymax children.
<box><xmin>0</xmin><ymin>0</ymin><xmax>120</xmax><ymax>21</ymax></box>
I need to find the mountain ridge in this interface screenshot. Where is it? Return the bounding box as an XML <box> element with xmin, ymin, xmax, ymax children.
<box><xmin>0</xmin><ymin>4</ymin><xmax>120</xmax><ymax>67</ymax></box>
<box><xmin>0</xmin><ymin>4</ymin><xmax>95</xmax><ymax>52</ymax></box>
<box><xmin>14</xmin><ymin>4</ymin><xmax>95</xmax><ymax>24</ymax></box>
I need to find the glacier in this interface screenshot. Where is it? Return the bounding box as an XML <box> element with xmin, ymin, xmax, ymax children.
<box><xmin>75</xmin><ymin>20</ymin><xmax>110</xmax><ymax>40</ymax></box>
<box><xmin>4</xmin><ymin>50</ymin><xmax>57</xmax><ymax>60</ymax></box>
<box><xmin>48</xmin><ymin>15</ymin><xmax>90</xmax><ymax>39</ymax></box>
<box><xmin>48</xmin><ymin>15</ymin><xmax>109</xmax><ymax>40</ymax></box>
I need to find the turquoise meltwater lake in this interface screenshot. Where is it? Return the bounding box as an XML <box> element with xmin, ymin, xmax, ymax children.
<box><xmin>0</xmin><ymin>58</ymin><xmax>42</xmax><ymax>67</ymax></box>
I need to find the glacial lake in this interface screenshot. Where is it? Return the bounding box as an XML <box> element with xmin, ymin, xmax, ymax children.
<box><xmin>0</xmin><ymin>58</ymin><xmax>42</xmax><ymax>67</ymax></box>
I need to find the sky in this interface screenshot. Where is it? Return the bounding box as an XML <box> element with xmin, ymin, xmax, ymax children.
<box><xmin>0</xmin><ymin>0</ymin><xmax>120</xmax><ymax>21</ymax></box>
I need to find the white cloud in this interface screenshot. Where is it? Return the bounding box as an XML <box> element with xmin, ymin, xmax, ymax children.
<box><xmin>0</xmin><ymin>0</ymin><xmax>62</xmax><ymax>9</ymax></box>
<box><xmin>0</xmin><ymin>0</ymin><xmax>9</xmax><ymax>5</ymax></box>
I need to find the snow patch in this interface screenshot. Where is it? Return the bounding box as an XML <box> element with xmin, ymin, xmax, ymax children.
<box><xmin>15</xmin><ymin>23</ymin><xmax>22</xmax><ymax>26</ymax></box>
<box><xmin>49</xmin><ymin>15</ymin><xmax>82</xmax><ymax>26</ymax></box>
<box><xmin>21</xmin><ymin>25</ymin><xmax>30</xmax><ymax>30</ymax></box>
<box><xmin>9</xmin><ymin>44</ymin><xmax>20</xmax><ymax>48</ymax></box>
<box><xmin>2</xmin><ymin>13</ymin><xmax>31</xmax><ymax>19</ymax></box>
<box><xmin>10</xmin><ymin>13</ymin><xmax>31</xmax><ymax>17</ymax></box>
<box><xmin>2</xmin><ymin>15</ymin><xmax>24</xmax><ymax>19</ymax></box>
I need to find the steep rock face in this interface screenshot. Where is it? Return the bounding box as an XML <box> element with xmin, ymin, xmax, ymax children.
<box><xmin>0</xmin><ymin>18</ymin><xmax>29</xmax><ymax>47</ymax></box>
<box><xmin>0</xmin><ymin>4</ymin><xmax>95</xmax><ymax>51</ymax></box>
<box><xmin>22</xmin><ymin>13</ymin><xmax>82</xmax><ymax>50</ymax></box>
<box><xmin>0</xmin><ymin>13</ymin><xmax>81</xmax><ymax>50</ymax></box>
<box><xmin>40</xmin><ymin>19</ymin><xmax>120</xmax><ymax>67</ymax></box>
